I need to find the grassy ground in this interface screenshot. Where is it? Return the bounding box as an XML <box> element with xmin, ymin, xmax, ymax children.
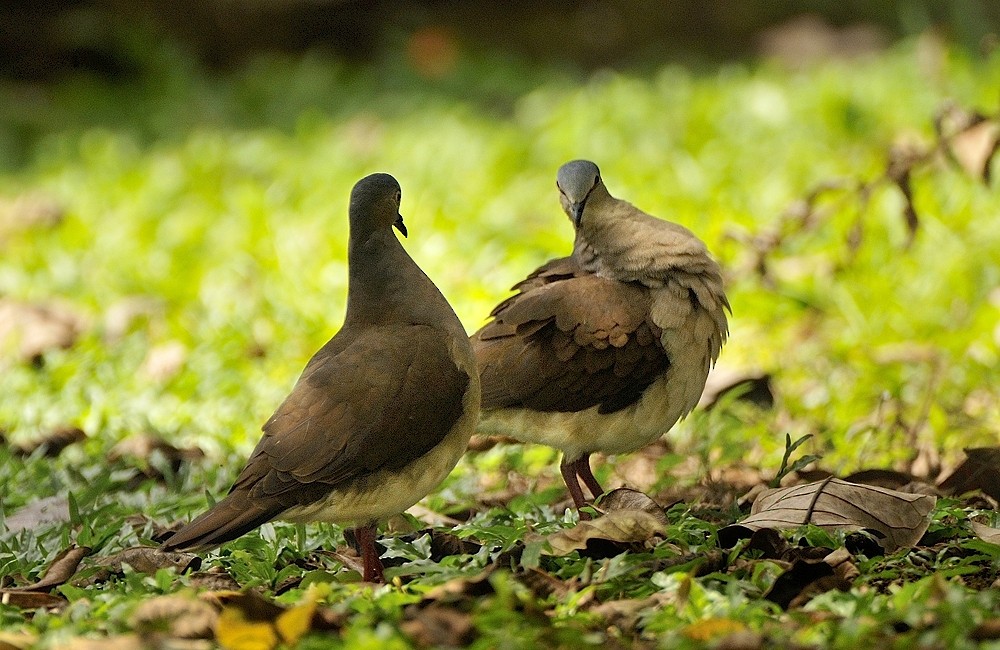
<box><xmin>1</xmin><ymin>37</ymin><xmax>999</xmax><ymax>648</ymax></box>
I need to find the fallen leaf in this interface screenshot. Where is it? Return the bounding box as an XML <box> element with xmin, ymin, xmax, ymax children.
<box><xmin>766</xmin><ymin>547</ymin><xmax>858</xmax><ymax>609</ymax></box>
<box><xmin>745</xmin><ymin>527</ymin><xmax>789</xmax><ymax>560</ymax></box>
<box><xmin>718</xmin><ymin>478</ymin><xmax>935</xmax><ymax>553</ymax></box>
<box><xmin>3</xmin><ymin>495</ymin><xmax>70</xmax><ymax>533</ymax></box>
<box><xmin>211</xmin><ymin>590</ymin><xmax>333</xmax><ymax>650</ymax></box>
<box><xmin>0</xmin><ymin>590</ymin><xmax>66</xmax><ymax>609</ymax></box>
<box><xmin>936</xmin><ymin>103</ymin><xmax>1000</xmax><ymax>182</ymax></box>
<box><xmin>590</xmin><ymin>593</ymin><xmax>670</xmax><ymax>630</ymax></box>
<box><xmin>0</xmin><ymin>299</ymin><xmax>85</xmax><ymax>364</ymax></box>
<box><xmin>5</xmin><ymin>546</ymin><xmax>90</xmax><ymax>592</ymax></box>
<box><xmin>427</xmin><ymin>530</ymin><xmax>482</xmax><ymax>560</ymax></box>
<box><xmin>597</xmin><ymin>487</ymin><xmax>668</xmax><ymax>525</ymax></box>
<box><xmin>140</xmin><ymin>341</ymin><xmax>188</xmax><ymax>382</ymax></box>
<box><xmin>274</xmin><ymin>601</ymin><xmax>316</xmax><ymax>646</ymax></box>
<box><xmin>12</xmin><ymin>426</ymin><xmax>86</xmax><ymax>458</ymax></box>
<box><xmin>938</xmin><ymin>447</ymin><xmax>1000</xmax><ymax>501</ymax></box>
<box><xmin>699</xmin><ymin>368</ymin><xmax>775</xmax><ymax>410</ymax></box>
<box><xmin>420</xmin><ymin>567</ymin><xmax>497</xmax><ymax>604</ymax></box>
<box><xmin>130</xmin><ymin>594</ymin><xmax>217</xmax><ymax>639</ymax></box>
<box><xmin>543</xmin><ymin>509</ymin><xmax>666</xmax><ymax>557</ymax></box>
<box><xmin>842</xmin><ymin>469</ymin><xmax>918</xmax><ymax>490</ymax></box>
<box><xmin>187</xmin><ymin>570</ymin><xmax>243</xmax><ymax>592</ymax></box>
<box><xmin>109</xmin><ymin>431</ymin><xmax>204</xmax><ymax>485</ymax></box>
<box><xmin>400</xmin><ymin>603</ymin><xmax>476</xmax><ymax>648</ymax></box>
<box><xmin>77</xmin><ymin>547</ymin><xmax>200</xmax><ymax>586</ymax></box>
<box><xmin>970</xmin><ymin>521</ymin><xmax>1000</xmax><ymax>545</ymax></box>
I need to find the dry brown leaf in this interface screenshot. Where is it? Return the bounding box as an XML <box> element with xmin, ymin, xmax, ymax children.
<box><xmin>842</xmin><ymin>469</ymin><xmax>918</xmax><ymax>490</ymax></box>
<box><xmin>938</xmin><ymin>447</ymin><xmax>1000</xmax><ymax>500</ymax></box>
<box><xmin>542</xmin><ymin>509</ymin><xmax>666</xmax><ymax>557</ymax></box>
<box><xmin>140</xmin><ymin>341</ymin><xmax>188</xmax><ymax>383</ymax></box>
<box><xmin>12</xmin><ymin>426</ymin><xmax>86</xmax><ymax>458</ymax></box>
<box><xmin>0</xmin><ymin>299</ymin><xmax>85</xmax><ymax>364</ymax></box>
<box><xmin>0</xmin><ymin>590</ymin><xmax>66</xmax><ymax>609</ymax></box>
<box><xmin>130</xmin><ymin>595</ymin><xmax>217</xmax><ymax>639</ymax></box>
<box><xmin>936</xmin><ymin>103</ymin><xmax>1000</xmax><ymax>182</ymax></box>
<box><xmin>970</xmin><ymin>521</ymin><xmax>1000</xmax><ymax>545</ymax></box>
<box><xmin>77</xmin><ymin>547</ymin><xmax>200</xmax><ymax>586</ymax></box>
<box><xmin>597</xmin><ymin>487</ymin><xmax>668</xmax><ymax>525</ymax></box>
<box><xmin>699</xmin><ymin>367</ymin><xmax>775</xmax><ymax>410</ymax></box>
<box><xmin>109</xmin><ymin>432</ymin><xmax>205</xmax><ymax>485</ymax></box>
<box><xmin>720</xmin><ymin>478</ymin><xmax>935</xmax><ymax>553</ymax></box>
<box><xmin>590</xmin><ymin>593</ymin><xmax>670</xmax><ymax>630</ymax></box>
<box><xmin>765</xmin><ymin>547</ymin><xmax>858</xmax><ymax>609</ymax></box>
<box><xmin>421</xmin><ymin>567</ymin><xmax>497</xmax><ymax>604</ymax></box>
<box><xmin>3</xmin><ymin>495</ymin><xmax>70</xmax><ymax>533</ymax></box>
<box><xmin>400</xmin><ymin>603</ymin><xmax>476</xmax><ymax>648</ymax></box>
<box><xmin>5</xmin><ymin>546</ymin><xmax>90</xmax><ymax>592</ymax></box>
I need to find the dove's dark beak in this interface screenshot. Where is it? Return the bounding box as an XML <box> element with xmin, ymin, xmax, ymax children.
<box><xmin>570</xmin><ymin>201</ymin><xmax>585</xmax><ymax>227</ymax></box>
<box><xmin>394</xmin><ymin>214</ymin><xmax>407</xmax><ymax>238</ymax></box>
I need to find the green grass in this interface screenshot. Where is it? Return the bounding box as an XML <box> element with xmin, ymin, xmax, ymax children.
<box><xmin>1</xmin><ymin>38</ymin><xmax>999</xmax><ymax>648</ymax></box>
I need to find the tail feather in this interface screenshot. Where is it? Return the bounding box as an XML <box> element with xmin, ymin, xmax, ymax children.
<box><xmin>161</xmin><ymin>490</ymin><xmax>285</xmax><ymax>552</ymax></box>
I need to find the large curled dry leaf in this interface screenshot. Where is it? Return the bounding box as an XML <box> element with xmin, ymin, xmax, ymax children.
<box><xmin>75</xmin><ymin>547</ymin><xmax>200</xmax><ymax>586</ymax></box>
<box><xmin>542</xmin><ymin>509</ymin><xmax>666</xmax><ymax>557</ymax></box>
<box><xmin>596</xmin><ymin>487</ymin><xmax>668</xmax><ymax>525</ymax></box>
<box><xmin>4</xmin><ymin>545</ymin><xmax>90</xmax><ymax>592</ymax></box>
<box><xmin>720</xmin><ymin>478</ymin><xmax>935</xmax><ymax>553</ymax></box>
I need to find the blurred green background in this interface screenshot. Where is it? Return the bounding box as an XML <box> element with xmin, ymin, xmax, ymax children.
<box><xmin>1</xmin><ymin>0</ymin><xmax>999</xmax><ymax>491</ymax></box>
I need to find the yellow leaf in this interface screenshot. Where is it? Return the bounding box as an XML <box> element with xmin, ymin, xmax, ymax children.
<box><xmin>276</xmin><ymin>601</ymin><xmax>316</xmax><ymax>645</ymax></box>
<box><xmin>682</xmin><ymin>618</ymin><xmax>746</xmax><ymax>641</ymax></box>
<box><xmin>216</xmin><ymin>606</ymin><xmax>279</xmax><ymax>650</ymax></box>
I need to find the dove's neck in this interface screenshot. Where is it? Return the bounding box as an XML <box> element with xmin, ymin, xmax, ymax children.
<box><xmin>345</xmin><ymin>229</ymin><xmax>463</xmax><ymax>335</ymax></box>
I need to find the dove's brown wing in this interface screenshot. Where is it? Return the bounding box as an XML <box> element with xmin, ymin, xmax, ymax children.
<box><xmin>162</xmin><ymin>323</ymin><xmax>470</xmax><ymax>551</ymax></box>
<box><xmin>473</xmin><ymin>267</ymin><xmax>668</xmax><ymax>415</ymax></box>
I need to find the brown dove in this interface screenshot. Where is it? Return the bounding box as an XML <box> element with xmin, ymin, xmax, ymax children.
<box><xmin>472</xmin><ymin>160</ymin><xmax>729</xmax><ymax>512</ymax></box>
<box><xmin>162</xmin><ymin>173</ymin><xmax>480</xmax><ymax>582</ymax></box>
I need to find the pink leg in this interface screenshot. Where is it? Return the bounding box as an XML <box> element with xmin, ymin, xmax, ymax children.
<box><xmin>575</xmin><ymin>454</ymin><xmax>604</xmax><ymax>500</ymax></box>
<box><xmin>352</xmin><ymin>523</ymin><xmax>385</xmax><ymax>583</ymax></box>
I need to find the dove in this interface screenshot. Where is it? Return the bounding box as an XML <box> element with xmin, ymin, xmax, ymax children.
<box><xmin>163</xmin><ymin>173</ymin><xmax>480</xmax><ymax>582</ymax></box>
<box><xmin>473</xmin><ymin>160</ymin><xmax>728</xmax><ymax>512</ymax></box>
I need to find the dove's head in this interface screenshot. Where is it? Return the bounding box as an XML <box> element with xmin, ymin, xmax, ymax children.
<box><xmin>556</xmin><ymin>160</ymin><xmax>604</xmax><ymax>227</ymax></box>
<box><xmin>349</xmin><ymin>173</ymin><xmax>407</xmax><ymax>238</ymax></box>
